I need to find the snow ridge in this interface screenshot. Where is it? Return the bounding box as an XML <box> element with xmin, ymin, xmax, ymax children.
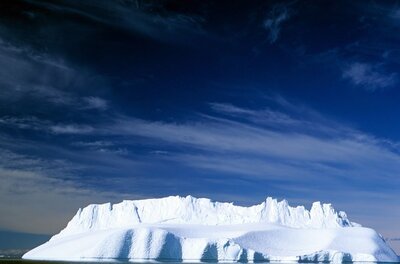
<box><xmin>55</xmin><ymin>195</ymin><xmax>353</xmax><ymax>239</ymax></box>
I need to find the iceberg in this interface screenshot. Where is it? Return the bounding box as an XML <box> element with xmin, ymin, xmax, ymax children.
<box><xmin>23</xmin><ymin>195</ymin><xmax>399</xmax><ymax>262</ymax></box>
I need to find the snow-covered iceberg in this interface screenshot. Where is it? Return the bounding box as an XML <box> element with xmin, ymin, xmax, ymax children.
<box><xmin>23</xmin><ymin>195</ymin><xmax>399</xmax><ymax>263</ymax></box>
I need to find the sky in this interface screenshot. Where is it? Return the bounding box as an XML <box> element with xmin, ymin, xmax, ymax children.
<box><xmin>0</xmin><ymin>0</ymin><xmax>400</xmax><ymax>253</ymax></box>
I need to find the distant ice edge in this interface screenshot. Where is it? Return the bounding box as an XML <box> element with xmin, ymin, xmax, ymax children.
<box><xmin>23</xmin><ymin>195</ymin><xmax>399</xmax><ymax>263</ymax></box>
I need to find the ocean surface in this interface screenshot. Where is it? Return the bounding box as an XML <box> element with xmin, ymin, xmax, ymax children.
<box><xmin>0</xmin><ymin>260</ymin><xmax>244</xmax><ymax>264</ymax></box>
<box><xmin>0</xmin><ymin>261</ymin><xmax>145</xmax><ymax>264</ymax></box>
<box><xmin>2</xmin><ymin>259</ymin><xmax>400</xmax><ymax>264</ymax></box>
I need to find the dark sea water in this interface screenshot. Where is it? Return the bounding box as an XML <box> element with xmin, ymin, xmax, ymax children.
<box><xmin>0</xmin><ymin>261</ymin><xmax>138</xmax><ymax>264</ymax></box>
<box><xmin>1</xmin><ymin>260</ymin><xmax>400</xmax><ymax>264</ymax></box>
<box><xmin>0</xmin><ymin>260</ymin><xmax>186</xmax><ymax>264</ymax></box>
<box><xmin>0</xmin><ymin>261</ymin><xmax>205</xmax><ymax>264</ymax></box>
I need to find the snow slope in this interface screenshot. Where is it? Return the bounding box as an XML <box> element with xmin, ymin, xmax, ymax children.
<box><xmin>23</xmin><ymin>196</ymin><xmax>399</xmax><ymax>263</ymax></box>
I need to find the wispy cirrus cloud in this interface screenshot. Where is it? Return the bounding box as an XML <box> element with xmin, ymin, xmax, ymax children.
<box><xmin>1</xmin><ymin>97</ymin><xmax>400</xmax><ymax>239</ymax></box>
<box><xmin>82</xmin><ymin>96</ymin><xmax>108</xmax><ymax>111</ymax></box>
<box><xmin>209</xmin><ymin>102</ymin><xmax>297</xmax><ymax>126</ymax></box>
<box><xmin>7</xmin><ymin>97</ymin><xmax>394</xmax><ymax>189</ymax></box>
<box><xmin>50</xmin><ymin>124</ymin><xmax>94</xmax><ymax>134</ymax></box>
<box><xmin>0</xmin><ymin>38</ymin><xmax>109</xmax><ymax>111</ymax></box>
<box><xmin>342</xmin><ymin>62</ymin><xmax>397</xmax><ymax>91</ymax></box>
<box><xmin>0</xmin><ymin>116</ymin><xmax>50</xmax><ymax>131</ymax></box>
<box><xmin>263</xmin><ymin>3</ymin><xmax>293</xmax><ymax>43</ymax></box>
<box><xmin>102</xmin><ymin>108</ymin><xmax>400</xmax><ymax>187</ymax></box>
<box><xmin>0</xmin><ymin>38</ymin><xmax>73</xmax><ymax>103</ymax></box>
<box><xmin>0</xmin><ymin>116</ymin><xmax>94</xmax><ymax>135</ymax></box>
<box><xmin>4</xmin><ymin>99</ymin><xmax>400</xmax><ymax>186</ymax></box>
<box><xmin>73</xmin><ymin>141</ymin><xmax>114</xmax><ymax>148</ymax></box>
<box><xmin>25</xmin><ymin>0</ymin><xmax>206</xmax><ymax>44</ymax></box>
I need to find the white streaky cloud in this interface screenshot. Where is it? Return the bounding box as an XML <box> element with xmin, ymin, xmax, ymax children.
<box><xmin>0</xmin><ymin>116</ymin><xmax>50</xmax><ymax>130</ymax></box>
<box><xmin>25</xmin><ymin>0</ymin><xmax>206</xmax><ymax>44</ymax></box>
<box><xmin>0</xmin><ymin>116</ymin><xmax>96</xmax><ymax>135</ymax></box>
<box><xmin>82</xmin><ymin>96</ymin><xmax>108</xmax><ymax>110</ymax></box>
<box><xmin>209</xmin><ymin>102</ymin><xmax>299</xmax><ymax>126</ymax></box>
<box><xmin>163</xmin><ymin>153</ymin><xmax>349</xmax><ymax>183</ymax></box>
<box><xmin>0</xmin><ymin>38</ymin><xmax>74</xmax><ymax>104</ymax></box>
<box><xmin>91</xmin><ymin>104</ymin><xmax>400</xmax><ymax>202</ymax></box>
<box><xmin>0</xmin><ymin>37</ymin><xmax>107</xmax><ymax>110</ymax></box>
<box><xmin>3</xmin><ymin>101</ymin><xmax>400</xmax><ymax>184</ymax></box>
<box><xmin>97</xmin><ymin>147</ymin><xmax>129</xmax><ymax>155</ymax></box>
<box><xmin>207</xmin><ymin>101</ymin><xmax>354</xmax><ymax>138</ymax></box>
<box><xmin>50</xmin><ymin>124</ymin><xmax>94</xmax><ymax>134</ymax></box>
<box><xmin>72</xmin><ymin>140</ymin><xmax>128</xmax><ymax>154</ymax></box>
<box><xmin>364</xmin><ymin>2</ymin><xmax>400</xmax><ymax>24</ymax></box>
<box><xmin>73</xmin><ymin>141</ymin><xmax>114</xmax><ymax>147</ymax></box>
<box><xmin>30</xmin><ymin>85</ymin><xmax>76</xmax><ymax>106</ymax></box>
<box><xmin>390</xmin><ymin>8</ymin><xmax>400</xmax><ymax>20</ymax></box>
<box><xmin>106</xmin><ymin>115</ymin><xmax>400</xmax><ymax>169</ymax></box>
<box><xmin>263</xmin><ymin>4</ymin><xmax>291</xmax><ymax>43</ymax></box>
<box><xmin>209</xmin><ymin>102</ymin><xmax>256</xmax><ymax>115</ymax></box>
<box><xmin>342</xmin><ymin>62</ymin><xmax>397</xmax><ymax>91</ymax></box>
<box><xmin>3</xmin><ymin>101</ymin><xmax>400</xmax><ymax>187</ymax></box>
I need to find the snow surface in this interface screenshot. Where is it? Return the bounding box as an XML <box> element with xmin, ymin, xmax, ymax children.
<box><xmin>23</xmin><ymin>195</ymin><xmax>399</xmax><ymax>263</ymax></box>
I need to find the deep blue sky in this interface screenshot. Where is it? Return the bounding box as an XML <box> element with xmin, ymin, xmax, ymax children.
<box><xmin>0</xmin><ymin>0</ymin><xmax>400</xmax><ymax>252</ymax></box>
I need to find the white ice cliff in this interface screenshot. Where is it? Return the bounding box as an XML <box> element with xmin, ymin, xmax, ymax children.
<box><xmin>23</xmin><ymin>195</ymin><xmax>399</xmax><ymax>262</ymax></box>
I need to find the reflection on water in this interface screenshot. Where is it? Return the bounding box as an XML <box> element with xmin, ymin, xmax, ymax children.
<box><xmin>1</xmin><ymin>260</ymin><xmax>400</xmax><ymax>264</ymax></box>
